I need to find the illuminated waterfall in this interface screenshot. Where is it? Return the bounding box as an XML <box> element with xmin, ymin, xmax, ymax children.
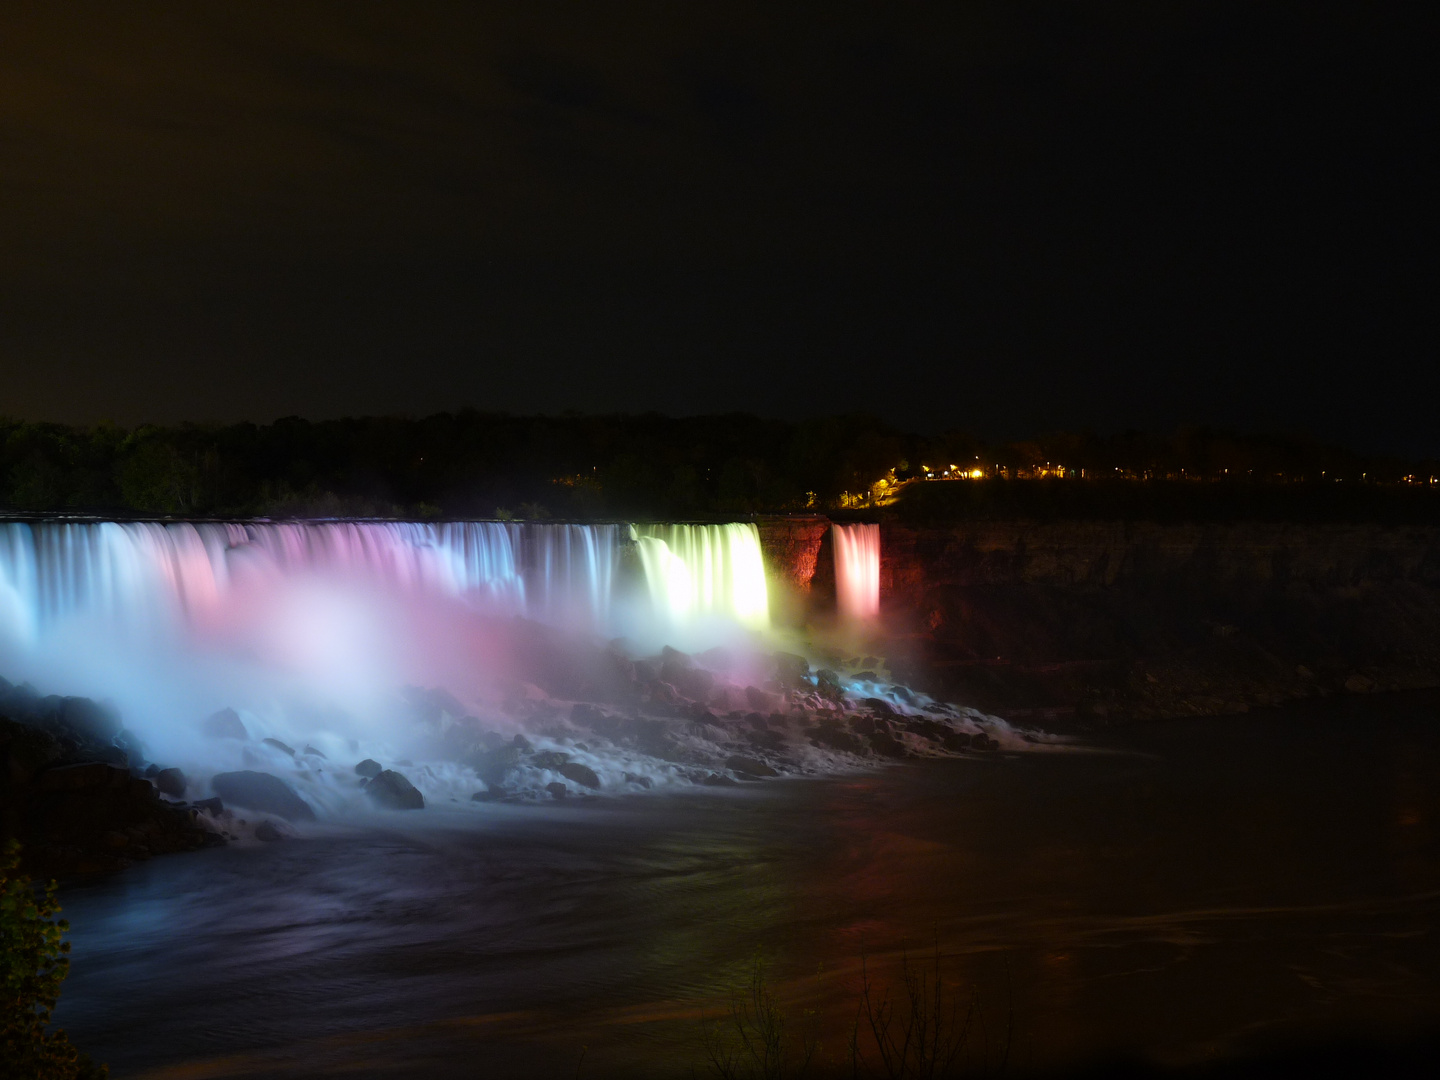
<box><xmin>630</xmin><ymin>523</ymin><xmax>769</xmax><ymax>632</ymax></box>
<box><xmin>0</xmin><ymin>521</ymin><xmax>643</xmax><ymax>648</ymax></box>
<box><xmin>0</xmin><ymin>520</ymin><xmax>767</xmax><ymax>646</ymax></box>
<box><xmin>832</xmin><ymin>523</ymin><xmax>880</xmax><ymax>621</ymax></box>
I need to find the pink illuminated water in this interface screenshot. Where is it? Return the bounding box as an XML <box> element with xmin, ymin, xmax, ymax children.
<box><xmin>832</xmin><ymin>523</ymin><xmax>880</xmax><ymax>621</ymax></box>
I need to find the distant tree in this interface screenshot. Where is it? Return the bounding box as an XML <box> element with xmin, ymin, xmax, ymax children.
<box><xmin>1</xmin><ymin>841</ymin><xmax>107</xmax><ymax>1079</ymax></box>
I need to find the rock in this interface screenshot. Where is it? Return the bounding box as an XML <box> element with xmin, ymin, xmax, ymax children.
<box><xmin>530</xmin><ymin>750</ymin><xmax>570</xmax><ymax>770</ymax></box>
<box><xmin>942</xmin><ymin>732</ymin><xmax>973</xmax><ymax>751</ymax></box>
<box><xmin>815</xmin><ymin>669</ymin><xmax>845</xmax><ymax>701</ymax></box>
<box><xmin>255</xmin><ymin>821</ymin><xmax>285</xmax><ymax>842</ymax></box>
<box><xmin>154</xmin><ymin>767</ymin><xmax>187</xmax><ymax>798</ymax></box>
<box><xmin>512</xmin><ymin>733</ymin><xmax>533</xmax><ymax>752</ymax></box>
<box><xmin>471</xmin><ymin>787</ymin><xmax>505</xmax><ymax>802</ymax></box>
<box><xmin>853</xmin><ymin>670</ymin><xmax>879</xmax><ymax>682</ymax></box>
<box><xmin>746</xmin><ymin>729</ymin><xmax>787</xmax><ymax>751</ymax></box>
<box><xmin>868</xmin><ymin>731</ymin><xmax>906</xmax><ymax>758</ymax></box>
<box><xmin>745</xmin><ymin>685</ymin><xmax>779</xmax><ymax>712</ymax></box>
<box><xmin>724</xmin><ymin>755</ymin><xmax>778</xmax><ymax>778</ymax></box>
<box><xmin>472</xmin><ymin>744</ymin><xmax>522</xmax><ymax>785</ymax></box>
<box><xmin>37</xmin><ymin>762</ymin><xmax>131</xmax><ymax>792</ymax></box>
<box><xmin>773</xmin><ymin>652</ymin><xmax>809</xmax><ymax>686</ymax></box>
<box><xmin>354</xmin><ymin>758</ymin><xmax>383</xmax><ymax>778</ymax></box>
<box><xmin>262</xmin><ymin>737</ymin><xmax>295</xmax><ymax>757</ymax></box>
<box><xmin>211</xmin><ymin>771</ymin><xmax>317</xmax><ymax>821</ymax></box>
<box><xmin>570</xmin><ymin>703</ymin><xmax>605</xmax><ymax>727</ymax></box>
<box><xmin>675</xmin><ymin>667</ymin><xmax>716</xmax><ymax>700</ymax></box>
<box><xmin>57</xmin><ymin>696</ymin><xmax>123</xmax><ymax>744</ymax></box>
<box><xmin>0</xmin><ymin>718</ymin><xmax>65</xmax><ymax>785</ymax></box>
<box><xmin>192</xmin><ymin>796</ymin><xmax>223</xmax><ymax>815</ymax></box>
<box><xmin>1344</xmin><ymin>673</ymin><xmax>1375</xmax><ymax>693</ymax></box>
<box><xmin>202</xmin><ymin>708</ymin><xmax>248</xmax><ymax>740</ymax></box>
<box><xmin>365</xmin><ymin>769</ymin><xmax>425</xmax><ymax>810</ymax></box>
<box><xmin>143</xmin><ymin>763</ymin><xmax>160</xmax><ymax>778</ymax></box>
<box><xmin>557</xmin><ymin>761</ymin><xmax>601</xmax><ymax>789</ymax></box>
<box><xmin>622</xmin><ymin>772</ymin><xmax>653</xmax><ymax>789</ymax></box>
<box><xmin>545</xmin><ymin>781</ymin><xmax>568</xmax><ymax>799</ymax></box>
<box><xmin>809</xmin><ymin>725</ymin><xmax>863</xmax><ymax>754</ymax></box>
<box><xmin>701</xmin><ymin>773</ymin><xmax>738</xmax><ymax>787</ymax></box>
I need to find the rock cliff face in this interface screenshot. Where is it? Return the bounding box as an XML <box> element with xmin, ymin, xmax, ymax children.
<box><xmin>761</xmin><ymin>519</ymin><xmax>1440</xmax><ymax>725</ymax></box>
<box><xmin>755</xmin><ymin>516</ymin><xmax>830</xmax><ymax>594</ymax></box>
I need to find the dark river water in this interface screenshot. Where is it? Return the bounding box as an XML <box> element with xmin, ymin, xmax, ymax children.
<box><xmin>55</xmin><ymin>693</ymin><xmax>1440</xmax><ymax>1078</ymax></box>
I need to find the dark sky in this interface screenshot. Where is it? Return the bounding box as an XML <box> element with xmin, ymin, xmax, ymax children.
<box><xmin>1</xmin><ymin>3</ymin><xmax>1434</xmax><ymax>451</ymax></box>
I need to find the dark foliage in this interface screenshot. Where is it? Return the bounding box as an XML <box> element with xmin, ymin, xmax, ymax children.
<box><xmin>1</xmin><ymin>414</ymin><xmax>1435</xmax><ymax>521</ymax></box>
<box><xmin>1</xmin><ymin>841</ymin><xmax>107</xmax><ymax>1079</ymax></box>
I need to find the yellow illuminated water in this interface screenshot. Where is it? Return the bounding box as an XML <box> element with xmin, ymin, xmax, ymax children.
<box><xmin>630</xmin><ymin>523</ymin><xmax>769</xmax><ymax>631</ymax></box>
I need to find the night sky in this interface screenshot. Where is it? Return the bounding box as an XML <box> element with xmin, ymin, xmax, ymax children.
<box><xmin>1</xmin><ymin>3</ymin><xmax>1434</xmax><ymax>451</ymax></box>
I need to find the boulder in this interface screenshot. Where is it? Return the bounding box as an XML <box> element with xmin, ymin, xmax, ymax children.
<box><xmin>815</xmin><ymin>669</ymin><xmax>845</xmax><ymax>702</ymax></box>
<box><xmin>354</xmin><ymin>758</ymin><xmax>383</xmax><ymax>778</ymax></box>
<box><xmin>192</xmin><ymin>796</ymin><xmax>223</xmax><ymax>815</ymax></box>
<box><xmin>545</xmin><ymin>781</ymin><xmax>568</xmax><ymax>799</ymax></box>
<box><xmin>36</xmin><ymin>762</ymin><xmax>130</xmax><ymax>792</ymax></box>
<box><xmin>745</xmin><ymin>686</ymin><xmax>780</xmax><ymax>712</ymax></box>
<box><xmin>154</xmin><ymin>767</ymin><xmax>187</xmax><ymax>798</ymax></box>
<box><xmin>724</xmin><ymin>755</ymin><xmax>778</xmax><ymax>778</ymax></box>
<box><xmin>773</xmin><ymin>652</ymin><xmax>810</xmax><ymax>686</ymax></box>
<box><xmin>530</xmin><ymin>750</ymin><xmax>570</xmax><ymax>770</ymax></box>
<box><xmin>557</xmin><ymin>761</ymin><xmax>601</xmax><ymax>789</ymax></box>
<box><xmin>365</xmin><ymin>769</ymin><xmax>424</xmax><ymax>810</ymax></box>
<box><xmin>622</xmin><ymin>771</ymin><xmax>653</xmax><ymax>789</ymax></box>
<box><xmin>472</xmin><ymin>744</ymin><xmax>521</xmax><ymax>785</ymax></box>
<box><xmin>262</xmin><ymin>738</ymin><xmax>296</xmax><ymax>757</ymax></box>
<box><xmin>868</xmin><ymin>731</ymin><xmax>906</xmax><ymax>758</ymax></box>
<box><xmin>211</xmin><ymin>770</ymin><xmax>316</xmax><ymax>822</ymax></box>
<box><xmin>255</xmin><ymin>821</ymin><xmax>285</xmax><ymax>842</ymax></box>
<box><xmin>202</xmin><ymin>708</ymin><xmax>248</xmax><ymax>740</ymax></box>
<box><xmin>302</xmin><ymin>744</ymin><xmax>327</xmax><ymax>759</ymax></box>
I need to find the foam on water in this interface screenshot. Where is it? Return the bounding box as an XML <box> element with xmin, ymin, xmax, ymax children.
<box><xmin>0</xmin><ymin>519</ymin><xmax>1053</xmax><ymax>819</ymax></box>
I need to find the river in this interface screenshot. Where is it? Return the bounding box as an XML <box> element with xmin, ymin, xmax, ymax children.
<box><xmin>54</xmin><ymin>691</ymin><xmax>1440</xmax><ymax>1077</ymax></box>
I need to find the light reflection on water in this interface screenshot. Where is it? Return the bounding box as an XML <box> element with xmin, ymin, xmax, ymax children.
<box><xmin>55</xmin><ymin>694</ymin><xmax>1440</xmax><ymax>1078</ymax></box>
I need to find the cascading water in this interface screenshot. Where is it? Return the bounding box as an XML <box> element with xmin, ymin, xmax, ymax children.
<box><xmin>630</xmin><ymin>523</ymin><xmax>769</xmax><ymax>637</ymax></box>
<box><xmin>0</xmin><ymin>517</ymin><xmax>1036</xmax><ymax>820</ymax></box>
<box><xmin>832</xmin><ymin>523</ymin><xmax>880</xmax><ymax>621</ymax></box>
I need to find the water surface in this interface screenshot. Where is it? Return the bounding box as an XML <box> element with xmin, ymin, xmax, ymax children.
<box><xmin>57</xmin><ymin>692</ymin><xmax>1440</xmax><ymax>1077</ymax></box>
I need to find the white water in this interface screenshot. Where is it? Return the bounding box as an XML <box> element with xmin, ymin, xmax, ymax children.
<box><xmin>0</xmin><ymin>519</ymin><xmax>1037</xmax><ymax>814</ymax></box>
<box><xmin>833</xmin><ymin>523</ymin><xmax>880</xmax><ymax>621</ymax></box>
<box><xmin>0</xmin><ymin>520</ymin><xmax>773</xmax><ymax>772</ymax></box>
<box><xmin>630</xmin><ymin>523</ymin><xmax>769</xmax><ymax>644</ymax></box>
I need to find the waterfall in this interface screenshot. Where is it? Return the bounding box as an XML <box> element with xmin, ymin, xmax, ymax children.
<box><xmin>0</xmin><ymin>520</ymin><xmax>770</xmax><ymax>644</ymax></box>
<box><xmin>0</xmin><ymin>521</ymin><xmax>636</xmax><ymax>640</ymax></box>
<box><xmin>630</xmin><ymin>523</ymin><xmax>769</xmax><ymax>632</ymax></box>
<box><xmin>832</xmin><ymin>523</ymin><xmax>880</xmax><ymax>621</ymax></box>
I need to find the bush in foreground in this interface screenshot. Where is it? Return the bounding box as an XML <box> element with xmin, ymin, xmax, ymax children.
<box><xmin>1</xmin><ymin>841</ymin><xmax>106</xmax><ymax>1079</ymax></box>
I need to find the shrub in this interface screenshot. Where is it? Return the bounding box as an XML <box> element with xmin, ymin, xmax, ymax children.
<box><xmin>1</xmin><ymin>841</ymin><xmax>106</xmax><ymax>1079</ymax></box>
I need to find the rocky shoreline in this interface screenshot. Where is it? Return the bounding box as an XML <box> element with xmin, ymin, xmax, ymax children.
<box><xmin>0</xmin><ymin>683</ymin><xmax>221</xmax><ymax>878</ymax></box>
<box><xmin>759</xmin><ymin>517</ymin><xmax>1440</xmax><ymax>728</ymax></box>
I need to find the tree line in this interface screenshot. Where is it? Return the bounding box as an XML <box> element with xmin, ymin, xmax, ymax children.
<box><xmin>0</xmin><ymin>413</ymin><xmax>1434</xmax><ymax>520</ymax></box>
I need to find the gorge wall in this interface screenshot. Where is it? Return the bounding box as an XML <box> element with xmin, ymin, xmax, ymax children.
<box><xmin>762</xmin><ymin>518</ymin><xmax>1440</xmax><ymax>726</ymax></box>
